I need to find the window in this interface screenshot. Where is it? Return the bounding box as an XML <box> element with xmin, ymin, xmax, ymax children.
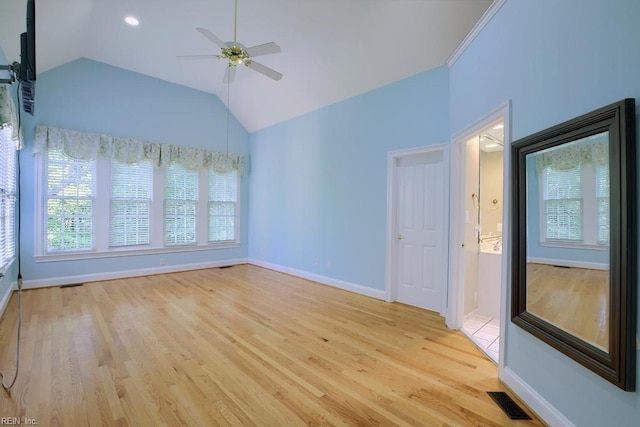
<box><xmin>596</xmin><ymin>164</ymin><xmax>609</xmax><ymax>244</ymax></box>
<box><xmin>38</xmin><ymin>146</ymin><xmax>240</xmax><ymax>258</ymax></box>
<box><xmin>542</xmin><ymin>166</ymin><xmax>582</xmax><ymax>241</ymax></box>
<box><xmin>164</xmin><ymin>164</ymin><xmax>198</xmax><ymax>246</ymax></box>
<box><xmin>209</xmin><ymin>170</ymin><xmax>238</xmax><ymax>242</ymax></box>
<box><xmin>0</xmin><ymin>126</ymin><xmax>17</xmax><ymax>269</ymax></box>
<box><xmin>44</xmin><ymin>150</ymin><xmax>95</xmax><ymax>252</ymax></box>
<box><xmin>540</xmin><ymin>162</ymin><xmax>608</xmax><ymax>246</ymax></box>
<box><xmin>110</xmin><ymin>160</ymin><xmax>153</xmax><ymax>247</ymax></box>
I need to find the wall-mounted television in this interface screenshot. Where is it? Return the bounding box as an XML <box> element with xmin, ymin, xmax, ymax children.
<box><xmin>20</xmin><ymin>0</ymin><xmax>36</xmax><ymax>115</ymax></box>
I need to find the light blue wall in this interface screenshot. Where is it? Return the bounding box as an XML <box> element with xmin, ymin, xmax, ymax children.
<box><xmin>249</xmin><ymin>66</ymin><xmax>449</xmax><ymax>290</ymax></box>
<box><xmin>0</xmin><ymin>46</ymin><xmax>17</xmax><ymax>299</ymax></box>
<box><xmin>19</xmin><ymin>58</ymin><xmax>250</xmax><ymax>281</ymax></box>
<box><xmin>450</xmin><ymin>0</ymin><xmax>640</xmax><ymax>425</ymax></box>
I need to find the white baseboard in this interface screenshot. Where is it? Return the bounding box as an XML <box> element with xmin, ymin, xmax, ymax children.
<box><xmin>0</xmin><ymin>281</ymin><xmax>17</xmax><ymax>319</ymax></box>
<box><xmin>248</xmin><ymin>259</ymin><xmax>386</xmax><ymax>300</ymax></box>
<box><xmin>501</xmin><ymin>366</ymin><xmax>574</xmax><ymax>427</ymax></box>
<box><xmin>463</xmin><ymin>308</ymin><xmax>479</xmax><ymax>323</ymax></box>
<box><xmin>21</xmin><ymin>258</ymin><xmax>249</xmax><ymax>289</ymax></box>
<box><xmin>527</xmin><ymin>257</ymin><xmax>608</xmax><ymax>271</ymax></box>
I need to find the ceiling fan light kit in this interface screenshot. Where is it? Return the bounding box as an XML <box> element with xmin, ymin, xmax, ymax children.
<box><xmin>178</xmin><ymin>0</ymin><xmax>283</xmax><ymax>83</ymax></box>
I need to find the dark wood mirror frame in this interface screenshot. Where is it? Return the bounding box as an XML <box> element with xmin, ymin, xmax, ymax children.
<box><xmin>511</xmin><ymin>99</ymin><xmax>637</xmax><ymax>391</ymax></box>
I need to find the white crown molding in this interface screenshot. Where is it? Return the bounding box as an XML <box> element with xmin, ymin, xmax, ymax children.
<box><xmin>447</xmin><ymin>0</ymin><xmax>506</xmax><ymax>68</ymax></box>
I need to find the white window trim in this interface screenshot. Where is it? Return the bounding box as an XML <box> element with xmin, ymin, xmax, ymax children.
<box><xmin>34</xmin><ymin>153</ymin><xmax>241</xmax><ymax>262</ymax></box>
<box><xmin>0</xmin><ymin>126</ymin><xmax>17</xmax><ymax>272</ymax></box>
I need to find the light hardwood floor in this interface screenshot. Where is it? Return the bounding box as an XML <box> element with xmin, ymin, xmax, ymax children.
<box><xmin>0</xmin><ymin>265</ymin><xmax>543</xmax><ymax>426</ymax></box>
<box><xmin>527</xmin><ymin>262</ymin><xmax>608</xmax><ymax>351</ymax></box>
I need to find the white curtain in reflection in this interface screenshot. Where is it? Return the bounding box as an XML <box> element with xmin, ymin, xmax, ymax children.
<box><xmin>535</xmin><ymin>140</ymin><xmax>608</xmax><ymax>172</ymax></box>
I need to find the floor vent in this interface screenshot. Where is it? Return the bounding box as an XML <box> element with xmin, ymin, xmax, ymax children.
<box><xmin>60</xmin><ymin>283</ymin><xmax>84</xmax><ymax>288</ymax></box>
<box><xmin>219</xmin><ymin>265</ymin><xmax>234</xmax><ymax>269</ymax></box>
<box><xmin>486</xmin><ymin>391</ymin><xmax>531</xmax><ymax>420</ymax></box>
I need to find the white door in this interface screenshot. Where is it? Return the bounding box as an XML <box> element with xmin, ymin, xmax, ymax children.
<box><xmin>395</xmin><ymin>151</ymin><xmax>445</xmax><ymax>312</ymax></box>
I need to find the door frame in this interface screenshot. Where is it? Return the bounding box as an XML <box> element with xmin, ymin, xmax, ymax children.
<box><xmin>385</xmin><ymin>143</ymin><xmax>450</xmax><ymax>315</ymax></box>
<box><xmin>447</xmin><ymin>101</ymin><xmax>511</xmax><ymax>370</ymax></box>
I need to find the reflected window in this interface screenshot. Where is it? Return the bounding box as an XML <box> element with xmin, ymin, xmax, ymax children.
<box><xmin>534</xmin><ymin>133</ymin><xmax>610</xmax><ymax>247</ymax></box>
<box><xmin>596</xmin><ymin>164</ymin><xmax>609</xmax><ymax>244</ymax></box>
<box><xmin>542</xmin><ymin>165</ymin><xmax>582</xmax><ymax>241</ymax></box>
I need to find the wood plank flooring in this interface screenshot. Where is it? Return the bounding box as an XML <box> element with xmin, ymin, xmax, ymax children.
<box><xmin>0</xmin><ymin>264</ymin><xmax>543</xmax><ymax>426</ymax></box>
<box><xmin>527</xmin><ymin>262</ymin><xmax>608</xmax><ymax>351</ymax></box>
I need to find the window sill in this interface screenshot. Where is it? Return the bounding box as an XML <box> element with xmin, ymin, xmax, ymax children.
<box><xmin>34</xmin><ymin>242</ymin><xmax>240</xmax><ymax>263</ymax></box>
<box><xmin>539</xmin><ymin>241</ymin><xmax>608</xmax><ymax>251</ymax></box>
<box><xmin>0</xmin><ymin>257</ymin><xmax>16</xmax><ymax>276</ymax></box>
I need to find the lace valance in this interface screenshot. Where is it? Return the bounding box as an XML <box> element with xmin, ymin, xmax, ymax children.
<box><xmin>535</xmin><ymin>140</ymin><xmax>608</xmax><ymax>172</ymax></box>
<box><xmin>0</xmin><ymin>85</ymin><xmax>23</xmax><ymax>147</ymax></box>
<box><xmin>33</xmin><ymin>125</ymin><xmax>243</xmax><ymax>174</ymax></box>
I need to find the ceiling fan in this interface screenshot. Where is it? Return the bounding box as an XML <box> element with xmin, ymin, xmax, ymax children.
<box><xmin>178</xmin><ymin>0</ymin><xmax>283</xmax><ymax>83</ymax></box>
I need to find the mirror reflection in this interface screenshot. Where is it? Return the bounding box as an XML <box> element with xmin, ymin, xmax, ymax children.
<box><xmin>525</xmin><ymin>132</ymin><xmax>610</xmax><ymax>351</ymax></box>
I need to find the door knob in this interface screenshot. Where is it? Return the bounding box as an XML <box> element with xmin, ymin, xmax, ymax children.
<box><xmin>397</xmin><ymin>235</ymin><xmax>404</xmax><ymax>240</ymax></box>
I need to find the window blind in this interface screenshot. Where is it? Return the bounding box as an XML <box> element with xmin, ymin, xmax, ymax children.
<box><xmin>209</xmin><ymin>170</ymin><xmax>237</xmax><ymax>242</ymax></box>
<box><xmin>0</xmin><ymin>126</ymin><xmax>16</xmax><ymax>269</ymax></box>
<box><xmin>542</xmin><ymin>166</ymin><xmax>582</xmax><ymax>241</ymax></box>
<box><xmin>164</xmin><ymin>164</ymin><xmax>198</xmax><ymax>245</ymax></box>
<box><xmin>596</xmin><ymin>164</ymin><xmax>610</xmax><ymax>244</ymax></box>
<box><xmin>45</xmin><ymin>150</ymin><xmax>95</xmax><ymax>252</ymax></box>
<box><xmin>110</xmin><ymin>161</ymin><xmax>153</xmax><ymax>247</ymax></box>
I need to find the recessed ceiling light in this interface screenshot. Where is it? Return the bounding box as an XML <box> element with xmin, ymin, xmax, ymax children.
<box><xmin>485</xmin><ymin>143</ymin><xmax>498</xmax><ymax>148</ymax></box>
<box><xmin>125</xmin><ymin>16</ymin><xmax>139</xmax><ymax>26</ymax></box>
<box><xmin>493</xmin><ymin>124</ymin><xmax>504</xmax><ymax>130</ymax></box>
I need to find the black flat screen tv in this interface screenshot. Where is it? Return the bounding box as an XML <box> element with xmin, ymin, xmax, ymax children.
<box><xmin>20</xmin><ymin>0</ymin><xmax>36</xmax><ymax>115</ymax></box>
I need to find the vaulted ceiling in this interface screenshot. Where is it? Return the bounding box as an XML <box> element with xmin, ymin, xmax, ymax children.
<box><xmin>0</xmin><ymin>0</ymin><xmax>492</xmax><ymax>132</ymax></box>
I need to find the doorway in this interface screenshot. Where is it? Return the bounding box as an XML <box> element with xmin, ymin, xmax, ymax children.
<box><xmin>386</xmin><ymin>144</ymin><xmax>449</xmax><ymax>314</ymax></box>
<box><xmin>448</xmin><ymin>102</ymin><xmax>510</xmax><ymax>365</ymax></box>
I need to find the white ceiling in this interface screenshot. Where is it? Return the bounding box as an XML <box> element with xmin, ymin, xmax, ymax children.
<box><xmin>0</xmin><ymin>0</ymin><xmax>492</xmax><ymax>132</ymax></box>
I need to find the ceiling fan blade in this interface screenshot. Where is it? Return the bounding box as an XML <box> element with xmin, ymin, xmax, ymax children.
<box><xmin>223</xmin><ymin>66</ymin><xmax>237</xmax><ymax>84</ymax></box>
<box><xmin>176</xmin><ymin>55</ymin><xmax>218</xmax><ymax>60</ymax></box>
<box><xmin>245</xmin><ymin>42</ymin><xmax>281</xmax><ymax>58</ymax></box>
<box><xmin>246</xmin><ymin>61</ymin><xmax>283</xmax><ymax>81</ymax></box>
<box><xmin>195</xmin><ymin>28</ymin><xmax>226</xmax><ymax>49</ymax></box>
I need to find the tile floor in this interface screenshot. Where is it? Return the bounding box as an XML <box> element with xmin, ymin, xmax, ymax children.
<box><xmin>462</xmin><ymin>314</ymin><xmax>500</xmax><ymax>363</ymax></box>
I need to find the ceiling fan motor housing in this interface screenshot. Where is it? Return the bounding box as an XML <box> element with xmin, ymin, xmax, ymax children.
<box><xmin>218</xmin><ymin>44</ymin><xmax>249</xmax><ymax>66</ymax></box>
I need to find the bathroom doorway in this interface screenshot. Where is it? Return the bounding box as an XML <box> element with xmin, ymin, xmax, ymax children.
<box><xmin>461</xmin><ymin>121</ymin><xmax>504</xmax><ymax>362</ymax></box>
<box><xmin>447</xmin><ymin>102</ymin><xmax>510</xmax><ymax>365</ymax></box>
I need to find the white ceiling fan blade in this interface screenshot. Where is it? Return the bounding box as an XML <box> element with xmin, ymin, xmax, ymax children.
<box><xmin>176</xmin><ymin>55</ymin><xmax>218</xmax><ymax>60</ymax></box>
<box><xmin>223</xmin><ymin>66</ymin><xmax>237</xmax><ymax>84</ymax></box>
<box><xmin>195</xmin><ymin>28</ymin><xmax>227</xmax><ymax>49</ymax></box>
<box><xmin>246</xmin><ymin>61</ymin><xmax>283</xmax><ymax>81</ymax></box>
<box><xmin>245</xmin><ymin>42</ymin><xmax>281</xmax><ymax>58</ymax></box>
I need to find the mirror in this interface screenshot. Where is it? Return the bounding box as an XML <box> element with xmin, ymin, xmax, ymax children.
<box><xmin>511</xmin><ymin>99</ymin><xmax>636</xmax><ymax>391</ymax></box>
